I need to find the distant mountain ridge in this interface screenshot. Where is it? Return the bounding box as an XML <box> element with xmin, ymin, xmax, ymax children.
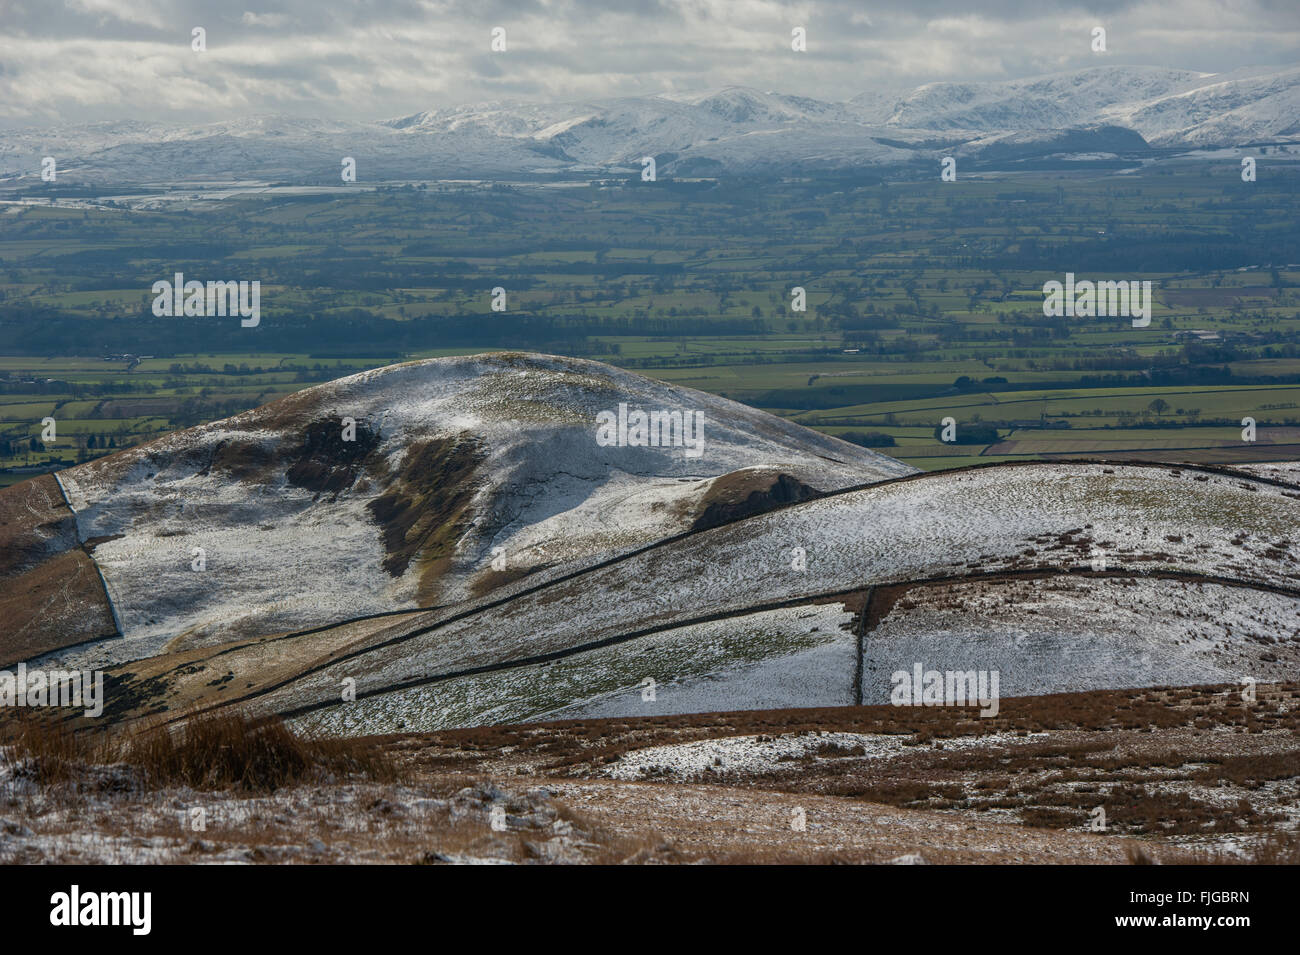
<box><xmin>1</xmin><ymin>64</ymin><xmax>1297</xmax><ymax>183</ymax></box>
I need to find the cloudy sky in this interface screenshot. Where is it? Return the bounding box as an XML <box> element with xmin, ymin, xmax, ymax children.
<box><xmin>1</xmin><ymin>0</ymin><xmax>1297</xmax><ymax>126</ymax></box>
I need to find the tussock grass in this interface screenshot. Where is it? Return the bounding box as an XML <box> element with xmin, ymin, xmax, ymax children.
<box><xmin>3</xmin><ymin>709</ymin><xmax>397</xmax><ymax>793</ymax></box>
<box><xmin>2</xmin><ymin>711</ymin><xmax>113</xmax><ymax>784</ymax></box>
<box><xmin>123</xmin><ymin>711</ymin><xmax>397</xmax><ymax>791</ymax></box>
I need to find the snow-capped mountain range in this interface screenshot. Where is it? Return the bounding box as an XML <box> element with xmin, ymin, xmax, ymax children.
<box><xmin>2</xmin><ymin>64</ymin><xmax>1297</xmax><ymax>184</ymax></box>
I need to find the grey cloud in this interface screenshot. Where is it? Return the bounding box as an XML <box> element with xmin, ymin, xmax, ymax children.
<box><xmin>0</xmin><ymin>0</ymin><xmax>1295</xmax><ymax>126</ymax></box>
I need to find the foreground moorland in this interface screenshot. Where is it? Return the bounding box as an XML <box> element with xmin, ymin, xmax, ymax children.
<box><xmin>2</xmin><ymin>684</ymin><xmax>1297</xmax><ymax>865</ymax></box>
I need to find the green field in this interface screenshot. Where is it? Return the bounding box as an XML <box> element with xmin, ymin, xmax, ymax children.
<box><xmin>2</xmin><ymin>162</ymin><xmax>1299</xmax><ymax>483</ymax></box>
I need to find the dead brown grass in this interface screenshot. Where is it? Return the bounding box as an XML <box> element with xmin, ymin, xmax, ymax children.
<box><xmin>3</xmin><ymin>709</ymin><xmax>398</xmax><ymax>793</ymax></box>
<box><xmin>0</xmin><ymin>549</ymin><xmax>117</xmax><ymax>665</ymax></box>
<box><xmin>689</xmin><ymin>470</ymin><xmax>821</xmax><ymax>531</ymax></box>
<box><xmin>2</xmin><ymin>710</ymin><xmax>114</xmax><ymax>784</ymax></box>
<box><xmin>123</xmin><ymin>711</ymin><xmax>398</xmax><ymax>791</ymax></box>
<box><xmin>0</xmin><ymin>474</ymin><xmax>77</xmax><ymax>579</ymax></box>
<box><xmin>366</xmin><ymin>435</ymin><xmax>484</xmax><ymax>602</ymax></box>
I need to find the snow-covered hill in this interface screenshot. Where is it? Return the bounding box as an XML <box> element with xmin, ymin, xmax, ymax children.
<box><xmin>873</xmin><ymin>66</ymin><xmax>1206</xmax><ymax>133</ymax></box>
<box><xmin>93</xmin><ymin>458</ymin><xmax>1299</xmax><ymax>735</ymax></box>
<box><xmin>21</xmin><ymin>353</ymin><xmax>910</xmax><ymax>659</ymax></box>
<box><xmin>9</xmin><ymin>362</ymin><xmax>1297</xmax><ymax>734</ymax></box>
<box><xmin>1103</xmin><ymin>65</ymin><xmax>1300</xmax><ymax>145</ymax></box>
<box><xmin>3</xmin><ymin>64</ymin><xmax>1296</xmax><ymax>185</ymax></box>
<box><xmin>288</xmin><ymin>573</ymin><xmax>1300</xmax><ymax>736</ymax></box>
